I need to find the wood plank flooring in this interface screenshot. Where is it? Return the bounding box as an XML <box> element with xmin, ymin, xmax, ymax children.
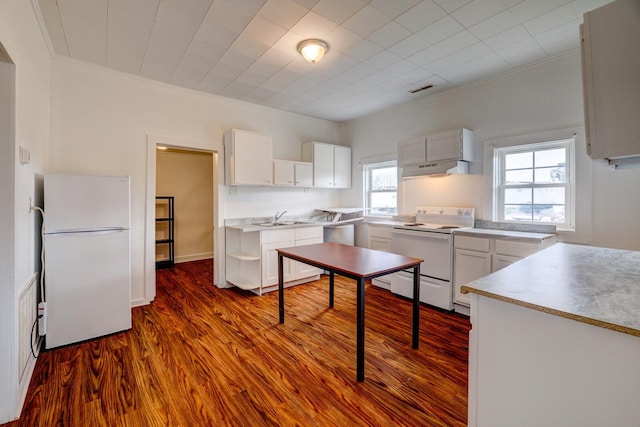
<box><xmin>6</xmin><ymin>259</ymin><xmax>471</xmax><ymax>426</ymax></box>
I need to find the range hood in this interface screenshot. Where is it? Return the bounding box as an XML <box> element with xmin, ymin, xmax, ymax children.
<box><xmin>401</xmin><ymin>160</ymin><xmax>469</xmax><ymax>178</ymax></box>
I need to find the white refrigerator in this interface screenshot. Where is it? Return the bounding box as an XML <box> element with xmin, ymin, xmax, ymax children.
<box><xmin>44</xmin><ymin>174</ymin><xmax>132</xmax><ymax>349</ymax></box>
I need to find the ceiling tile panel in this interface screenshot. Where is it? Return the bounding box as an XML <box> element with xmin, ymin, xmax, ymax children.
<box><xmin>343</xmin><ymin>38</ymin><xmax>384</xmax><ymax>61</ymax></box>
<box><xmin>468</xmin><ymin>10</ymin><xmax>519</xmax><ymax>40</ymax></box>
<box><xmin>368</xmin><ymin>0</ymin><xmax>422</xmax><ymax>19</ymax></box>
<box><xmin>425</xmin><ymin>42</ymin><xmax>493</xmax><ymax>74</ymax></box>
<box><xmin>440</xmin><ymin>52</ymin><xmax>512</xmax><ymax>84</ymax></box>
<box><xmin>241</xmin><ymin>16</ymin><xmax>288</xmax><ymax>45</ymax></box>
<box><xmin>451</xmin><ymin>0</ymin><xmax>507</xmax><ymax>27</ymax></box>
<box><xmin>228</xmin><ymin>36</ymin><xmax>270</xmax><ymax>60</ymax></box>
<box><xmin>433</xmin><ymin>0</ymin><xmax>473</xmax><ymax>13</ymax></box>
<box><xmin>145</xmin><ymin>24</ymin><xmax>193</xmax><ymax>64</ymax></box>
<box><xmin>407</xmin><ymin>30</ymin><xmax>479</xmax><ymax>66</ymax></box>
<box><xmin>414</xmin><ymin>15</ymin><xmax>465</xmax><ymax>47</ymax></box>
<box><xmin>484</xmin><ymin>25</ymin><xmax>531</xmax><ymax>50</ymax></box>
<box><xmin>108</xmin><ymin>0</ymin><xmax>160</xmax><ymax>19</ymax></box>
<box><xmin>37</xmin><ymin>0</ymin><xmax>70</xmax><ymax>55</ymax></box>
<box><xmin>197</xmin><ymin>73</ymin><xmax>232</xmax><ymax>93</ymax></box>
<box><xmin>257</xmin><ymin>0</ymin><xmax>309</xmax><ymax>29</ymax></box>
<box><xmin>366</xmin><ymin>21</ymin><xmax>412</xmax><ymax>49</ymax></box>
<box><xmin>290</xmin><ymin>11</ymin><xmax>339</xmax><ymax>38</ymax></box>
<box><xmin>534</xmin><ymin>19</ymin><xmax>581</xmax><ymax>54</ymax></box>
<box><xmin>107</xmin><ymin>4</ymin><xmax>154</xmax><ymax>73</ymax></box>
<box><xmin>341</xmin><ymin>5</ymin><xmax>389</xmax><ymax>37</ymax></box>
<box><xmin>204</xmin><ymin>0</ymin><xmax>254</xmax><ymax>32</ymax></box>
<box><xmin>170</xmin><ymin>53</ymin><xmax>216</xmax><ymax>87</ymax></box>
<box><xmin>193</xmin><ymin>20</ymin><xmax>240</xmax><ymax>49</ymax></box>
<box><xmin>395</xmin><ymin>1</ymin><xmax>448</xmax><ymax>33</ymax></box>
<box><xmin>360</xmin><ymin>50</ymin><xmax>403</xmax><ymax>71</ymax></box>
<box><xmin>58</xmin><ymin>0</ymin><xmax>108</xmax><ymax>64</ymax></box>
<box><xmin>496</xmin><ymin>38</ymin><xmax>547</xmax><ymax>67</ymax></box>
<box><xmin>509</xmin><ymin>0</ymin><xmax>574</xmax><ymax>23</ymax></box>
<box><xmin>140</xmin><ymin>54</ymin><xmax>179</xmax><ymax>81</ymax></box>
<box><xmin>324</xmin><ymin>26</ymin><xmax>363</xmax><ymax>53</ymax></box>
<box><xmin>523</xmin><ymin>4</ymin><xmax>577</xmax><ymax>35</ymax></box>
<box><xmin>155</xmin><ymin>0</ymin><xmax>213</xmax><ymax>32</ymax></box>
<box><xmin>311</xmin><ymin>0</ymin><xmax>366</xmax><ymax>24</ymax></box>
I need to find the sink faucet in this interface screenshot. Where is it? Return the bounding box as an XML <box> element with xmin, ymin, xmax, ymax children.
<box><xmin>274</xmin><ymin>210</ymin><xmax>287</xmax><ymax>222</ymax></box>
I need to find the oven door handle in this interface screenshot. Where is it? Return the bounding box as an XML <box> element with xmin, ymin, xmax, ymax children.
<box><xmin>392</xmin><ymin>229</ymin><xmax>450</xmax><ymax>240</ymax></box>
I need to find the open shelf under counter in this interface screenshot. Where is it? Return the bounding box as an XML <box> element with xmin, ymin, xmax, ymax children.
<box><xmin>226</xmin><ymin>276</ymin><xmax>261</xmax><ymax>291</ymax></box>
<box><xmin>226</xmin><ymin>251</ymin><xmax>260</xmax><ymax>261</ymax></box>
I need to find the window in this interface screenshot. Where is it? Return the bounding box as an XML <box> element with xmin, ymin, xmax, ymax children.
<box><xmin>364</xmin><ymin>161</ymin><xmax>397</xmax><ymax>216</ymax></box>
<box><xmin>494</xmin><ymin>139</ymin><xmax>574</xmax><ymax>228</ymax></box>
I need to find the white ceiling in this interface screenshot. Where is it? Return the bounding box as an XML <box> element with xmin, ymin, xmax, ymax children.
<box><xmin>36</xmin><ymin>0</ymin><xmax>613</xmax><ymax>122</ymax></box>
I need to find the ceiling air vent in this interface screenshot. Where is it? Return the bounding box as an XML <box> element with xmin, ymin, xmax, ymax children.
<box><xmin>409</xmin><ymin>84</ymin><xmax>433</xmax><ymax>94</ymax></box>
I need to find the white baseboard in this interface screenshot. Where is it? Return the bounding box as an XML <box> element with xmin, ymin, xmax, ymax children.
<box><xmin>175</xmin><ymin>253</ymin><xmax>213</xmax><ymax>263</ymax></box>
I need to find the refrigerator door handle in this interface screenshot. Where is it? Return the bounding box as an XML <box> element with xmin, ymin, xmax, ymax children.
<box><xmin>46</xmin><ymin>227</ymin><xmax>128</xmax><ymax>236</ymax></box>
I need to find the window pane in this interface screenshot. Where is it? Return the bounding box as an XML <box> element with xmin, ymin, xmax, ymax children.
<box><xmin>504</xmin><ymin>188</ymin><xmax>532</xmax><ymax>204</ymax></box>
<box><xmin>505</xmin><ymin>152</ymin><xmax>532</xmax><ymax>170</ymax></box>
<box><xmin>535</xmin><ymin>148</ymin><xmax>565</xmax><ymax>168</ymax></box>
<box><xmin>533</xmin><ymin>187</ymin><xmax>565</xmax><ymax>204</ymax></box>
<box><xmin>534</xmin><ymin>205</ymin><xmax>565</xmax><ymax>223</ymax></box>
<box><xmin>535</xmin><ymin>167</ymin><xmax>565</xmax><ymax>183</ymax></box>
<box><xmin>505</xmin><ymin>169</ymin><xmax>533</xmax><ymax>184</ymax></box>
<box><xmin>370</xmin><ymin>192</ymin><xmax>397</xmax><ymax>215</ymax></box>
<box><xmin>504</xmin><ymin>205</ymin><xmax>533</xmax><ymax>221</ymax></box>
<box><xmin>371</xmin><ymin>167</ymin><xmax>397</xmax><ymax>191</ymax></box>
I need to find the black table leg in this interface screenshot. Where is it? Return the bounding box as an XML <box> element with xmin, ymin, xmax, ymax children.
<box><xmin>356</xmin><ymin>277</ymin><xmax>365</xmax><ymax>382</ymax></box>
<box><xmin>412</xmin><ymin>264</ymin><xmax>420</xmax><ymax>349</ymax></box>
<box><xmin>279</xmin><ymin>254</ymin><xmax>284</xmax><ymax>324</ymax></box>
<box><xmin>329</xmin><ymin>271</ymin><xmax>335</xmax><ymax>308</ymax></box>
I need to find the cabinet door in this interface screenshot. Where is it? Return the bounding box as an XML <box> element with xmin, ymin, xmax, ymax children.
<box><xmin>397</xmin><ymin>138</ymin><xmax>426</xmax><ymax>166</ymax></box>
<box><xmin>227</xmin><ymin>130</ymin><xmax>273</xmax><ymax>186</ymax></box>
<box><xmin>273</xmin><ymin>160</ymin><xmax>294</xmax><ymax>186</ymax></box>
<box><xmin>492</xmin><ymin>254</ymin><xmax>521</xmax><ymax>272</ymax></box>
<box><xmin>294</xmin><ymin>237</ymin><xmax>323</xmax><ymax>279</ymax></box>
<box><xmin>427</xmin><ymin>129</ymin><xmax>462</xmax><ymax>162</ymax></box>
<box><xmin>261</xmin><ymin>241</ymin><xmax>294</xmax><ymax>286</ymax></box>
<box><xmin>294</xmin><ymin>162</ymin><xmax>313</xmax><ymax>187</ymax></box>
<box><xmin>312</xmin><ymin>143</ymin><xmax>334</xmax><ymax>188</ymax></box>
<box><xmin>369</xmin><ymin>236</ymin><xmax>391</xmax><ymax>252</ymax></box>
<box><xmin>453</xmin><ymin>248</ymin><xmax>491</xmax><ymax>306</ymax></box>
<box><xmin>333</xmin><ymin>145</ymin><xmax>351</xmax><ymax>188</ymax></box>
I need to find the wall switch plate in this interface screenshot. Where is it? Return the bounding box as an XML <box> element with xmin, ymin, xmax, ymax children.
<box><xmin>19</xmin><ymin>146</ymin><xmax>30</xmax><ymax>165</ymax></box>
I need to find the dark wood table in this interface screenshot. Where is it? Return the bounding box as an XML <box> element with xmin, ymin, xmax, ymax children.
<box><xmin>277</xmin><ymin>242</ymin><xmax>423</xmax><ymax>382</ymax></box>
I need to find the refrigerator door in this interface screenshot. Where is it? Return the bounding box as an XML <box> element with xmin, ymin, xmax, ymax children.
<box><xmin>44</xmin><ymin>229</ymin><xmax>131</xmax><ymax>349</ymax></box>
<box><xmin>44</xmin><ymin>174</ymin><xmax>130</xmax><ymax>233</ymax></box>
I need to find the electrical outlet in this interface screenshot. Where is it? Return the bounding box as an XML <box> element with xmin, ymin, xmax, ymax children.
<box><xmin>38</xmin><ymin>302</ymin><xmax>47</xmax><ymax>336</ymax></box>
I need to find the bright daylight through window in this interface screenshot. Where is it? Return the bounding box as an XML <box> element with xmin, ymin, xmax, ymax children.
<box><xmin>495</xmin><ymin>139</ymin><xmax>574</xmax><ymax>228</ymax></box>
<box><xmin>364</xmin><ymin>161</ymin><xmax>397</xmax><ymax>216</ymax></box>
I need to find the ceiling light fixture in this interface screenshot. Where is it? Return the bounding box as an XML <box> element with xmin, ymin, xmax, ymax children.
<box><xmin>297</xmin><ymin>39</ymin><xmax>328</xmax><ymax>64</ymax></box>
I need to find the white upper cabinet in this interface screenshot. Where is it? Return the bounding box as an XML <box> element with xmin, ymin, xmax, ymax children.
<box><xmin>273</xmin><ymin>160</ymin><xmax>313</xmax><ymax>187</ymax></box>
<box><xmin>397</xmin><ymin>137</ymin><xmax>427</xmax><ymax>167</ymax></box>
<box><xmin>302</xmin><ymin>142</ymin><xmax>351</xmax><ymax>188</ymax></box>
<box><xmin>426</xmin><ymin>128</ymin><xmax>473</xmax><ymax>162</ymax></box>
<box><xmin>225</xmin><ymin>129</ymin><xmax>273</xmax><ymax>186</ymax></box>
<box><xmin>581</xmin><ymin>0</ymin><xmax>640</xmax><ymax>164</ymax></box>
<box><xmin>397</xmin><ymin>129</ymin><xmax>474</xmax><ymax>167</ymax></box>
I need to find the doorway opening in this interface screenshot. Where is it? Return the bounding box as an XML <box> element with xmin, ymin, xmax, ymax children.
<box><xmin>144</xmin><ymin>136</ymin><xmax>220</xmax><ymax>306</ymax></box>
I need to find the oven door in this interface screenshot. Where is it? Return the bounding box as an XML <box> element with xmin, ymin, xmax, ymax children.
<box><xmin>391</xmin><ymin>228</ymin><xmax>452</xmax><ymax>281</ymax></box>
<box><xmin>390</xmin><ymin>272</ymin><xmax>453</xmax><ymax>311</ymax></box>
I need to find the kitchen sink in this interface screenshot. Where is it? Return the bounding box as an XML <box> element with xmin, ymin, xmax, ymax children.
<box><xmin>254</xmin><ymin>221</ymin><xmax>309</xmax><ymax>227</ymax></box>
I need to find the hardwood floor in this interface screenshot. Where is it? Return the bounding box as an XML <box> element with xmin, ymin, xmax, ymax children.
<box><xmin>6</xmin><ymin>259</ymin><xmax>471</xmax><ymax>426</ymax></box>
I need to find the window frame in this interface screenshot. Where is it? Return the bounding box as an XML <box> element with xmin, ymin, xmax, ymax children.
<box><xmin>363</xmin><ymin>160</ymin><xmax>398</xmax><ymax>217</ymax></box>
<box><xmin>493</xmin><ymin>138</ymin><xmax>575</xmax><ymax>230</ymax></box>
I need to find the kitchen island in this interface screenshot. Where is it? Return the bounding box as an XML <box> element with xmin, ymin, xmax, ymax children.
<box><xmin>462</xmin><ymin>243</ymin><xmax>640</xmax><ymax>427</ymax></box>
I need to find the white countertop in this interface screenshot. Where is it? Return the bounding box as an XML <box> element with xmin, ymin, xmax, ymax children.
<box><xmin>453</xmin><ymin>227</ymin><xmax>555</xmax><ymax>241</ymax></box>
<box><xmin>462</xmin><ymin>243</ymin><xmax>640</xmax><ymax>337</ymax></box>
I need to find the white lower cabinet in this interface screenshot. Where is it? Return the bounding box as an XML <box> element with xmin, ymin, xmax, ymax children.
<box><xmin>226</xmin><ymin>225</ymin><xmax>323</xmax><ymax>295</ymax></box>
<box><xmin>453</xmin><ymin>233</ymin><xmax>556</xmax><ymax>312</ymax></box>
<box><xmin>367</xmin><ymin>223</ymin><xmax>393</xmax><ymax>289</ymax></box>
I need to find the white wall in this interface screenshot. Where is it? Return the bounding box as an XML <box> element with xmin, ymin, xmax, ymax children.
<box><xmin>340</xmin><ymin>53</ymin><xmax>640</xmax><ymax>251</ymax></box>
<box><xmin>49</xmin><ymin>57</ymin><xmax>340</xmax><ymax>304</ymax></box>
<box><xmin>0</xmin><ymin>0</ymin><xmax>51</xmax><ymax>423</ymax></box>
